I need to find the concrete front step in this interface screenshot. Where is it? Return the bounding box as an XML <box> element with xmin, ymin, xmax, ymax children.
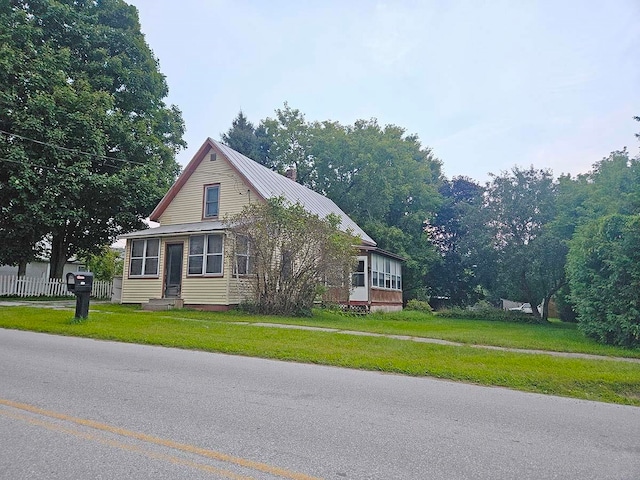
<box><xmin>142</xmin><ymin>298</ymin><xmax>184</xmax><ymax>311</ymax></box>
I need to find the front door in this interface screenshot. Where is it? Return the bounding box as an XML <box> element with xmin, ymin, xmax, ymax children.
<box><xmin>164</xmin><ymin>243</ymin><xmax>183</xmax><ymax>298</ymax></box>
<box><xmin>350</xmin><ymin>255</ymin><xmax>368</xmax><ymax>302</ymax></box>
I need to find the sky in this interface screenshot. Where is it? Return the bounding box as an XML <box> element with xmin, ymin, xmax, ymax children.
<box><xmin>129</xmin><ymin>0</ymin><xmax>640</xmax><ymax>182</ymax></box>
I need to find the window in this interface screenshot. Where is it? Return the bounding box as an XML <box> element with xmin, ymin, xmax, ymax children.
<box><xmin>129</xmin><ymin>239</ymin><xmax>160</xmax><ymax>276</ymax></box>
<box><xmin>352</xmin><ymin>259</ymin><xmax>365</xmax><ymax>287</ymax></box>
<box><xmin>188</xmin><ymin>234</ymin><xmax>223</xmax><ymax>275</ymax></box>
<box><xmin>233</xmin><ymin>235</ymin><xmax>254</xmax><ymax>275</ymax></box>
<box><xmin>203</xmin><ymin>185</ymin><xmax>220</xmax><ymax>218</ymax></box>
<box><xmin>371</xmin><ymin>253</ymin><xmax>401</xmax><ymax>291</ymax></box>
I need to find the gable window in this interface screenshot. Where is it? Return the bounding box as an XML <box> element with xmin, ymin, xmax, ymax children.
<box><xmin>129</xmin><ymin>238</ymin><xmax>160</xmax><ymax>276</ymax></box>
<box><xmin>204</xmin><ymin>184</ymin><xmax>220</xmax><ymax>218</ymax></box>
<box><xmin>188</xmin><ymin>234</ymin><xmax>223</xmax><ymax>275</ymax></box>
<box><xmin>371</xmin><ymin>253</ymin><xmax>401</xmax><ymax>291</ymax></box>
<box><xmin>233</xmin><ymin>235</ymin><xmax>254</xmax><ymax>275</ymax></box>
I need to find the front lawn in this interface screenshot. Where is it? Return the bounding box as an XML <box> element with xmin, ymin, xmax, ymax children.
<box><xmin>0</xmin><ymin>304</ymin><xmax>639</xmax><ymax>406</ymax></box>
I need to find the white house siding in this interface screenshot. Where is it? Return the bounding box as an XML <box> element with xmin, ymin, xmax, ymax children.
<box><xmin>159</xmin><ymin>146</ymin><xmax>253</xmax><ymax>226</ymax></box>
<box><xmin>121</xmin><ymin>238</ymin><xmax>164</xmax><ymax>303</ymax></box>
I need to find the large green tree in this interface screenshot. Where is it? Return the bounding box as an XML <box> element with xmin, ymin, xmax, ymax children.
<box><xmin>425</xmin><ymin>176</ymin><xmax>495</xmax><ymax>306</ymax></box>
<box><xmin>484</xmin><ymin>167</ymin><xmax>567</xmax><ymax>321</ymax></box>
<box><xmin>0</xmin><ymin>0</ymin><xmax>185</xmax><ymax>277</ymax></box>
<box><xmin>221</xmin><ymin>107</ymin><xmax>444</xmax><ymax>301</ymax></box>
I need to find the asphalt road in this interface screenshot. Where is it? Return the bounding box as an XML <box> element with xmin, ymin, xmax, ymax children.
<box><xmin>1</xmin><ymin>328</ymin><xmax>638</xmax><ymax>480</ymax></box>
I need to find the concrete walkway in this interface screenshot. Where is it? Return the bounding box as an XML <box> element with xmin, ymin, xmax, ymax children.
<box><xmin>229</xmin><ymin>321</ymin><xmax>640</xmax><ymax>364</ymax></box>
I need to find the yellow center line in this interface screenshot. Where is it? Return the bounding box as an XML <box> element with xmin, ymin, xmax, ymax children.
<box><xmin>0</xmin><ymin>408</ymin><xmax>251</xmax><ymax>479</ymax></box>
<box><xmin>0</xmin><ymin>398</ymin><xmax>322</xmax><ymax>480</ymax></box>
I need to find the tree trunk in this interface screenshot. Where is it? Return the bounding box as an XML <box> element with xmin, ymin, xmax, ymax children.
<box><xmin>521</xmin><ymin>271</ymin><xmax>544</xmax><ymax>322</ymax></box>
<box><xmin>49</xmin><ymin>232</ymin><xmax>68</xmax><ymax>279</ymax></box>
<box><xmin>17</xmin><ymin>260</ymin><xmax>27</xmax><ymax>277</ymax></box>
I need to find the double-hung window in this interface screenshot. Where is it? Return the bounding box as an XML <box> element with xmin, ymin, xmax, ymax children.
<box><xmin>204</xmin><ymin>185</ymin><xmax>220</xmax><ymax>218</ymax></box>
<box><xmin>188</xmin><ymin>234</ymin><xmax>223</xmax><ymax>275</ymax></box>
<box><xmin>129</xmin><ymin>238</ymin><xmax>160</xmax><ymax>276</ymax></box>
<box><xmin>233</xmin><ymin>235</ymin><xmax>254</xmax><ymax>275</ymax></box>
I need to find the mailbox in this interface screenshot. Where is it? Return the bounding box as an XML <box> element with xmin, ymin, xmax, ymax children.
<box><xmin>66</xmin><ymin>272</ymin><xmax>93</xmax><ymax>319</ymax></box>
<box><xmin>66</xmin><ymin>272</ymin><xmax>93</xmax><ymax>294</ymax></box>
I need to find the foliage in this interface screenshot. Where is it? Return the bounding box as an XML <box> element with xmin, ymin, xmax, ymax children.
<box><xmin>221</xmin><ymin>110</ymin><xmax>269</xmax><ymax>164</ymax></box>
<box><xmin>0</xmin><ymin>0</ymin><xmax>185</xmax><ymax>277</ymax></box>
<box><xmin>484</xmin><ymin>167</ymin><xmax>567</xmax><ymax>322</ymax></box>
<box><xmin>567</xmin><ymin>214</ymin><xmax>640</xmax><ymax>347</ymax></box>
<box><xmin>437</xmin><ymin>306</ymin><xmax>540</xmax><ymax>324</ymax></box>
<box><xmin>425</xmin><ymin>176</ymin><xmax>494</xmax><ymax>306</ymax></box>
<box><xmin>80</xmin><ymin>246</ymin><xmax>123</xmax><ymax>282</ymax></box>
<box><xmin>228</xmin><ymin>197</ymin><xmax>358</xmax><ymax>316</ymax></box>
<box><xmin>221</xmin><ymin>106</ymin><xmax>445</xmax><ymax>301</ymax></box>
<box><xmin>405</xmin><ymin>299</ymin><xmax>433</xmax><ymax>313</ymax></box>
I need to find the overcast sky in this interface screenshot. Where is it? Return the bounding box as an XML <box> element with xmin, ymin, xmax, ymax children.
<box><xmin>129</xmin><ymin>0</ymin><xmax>639</xmax><ymax>182</ymax></box>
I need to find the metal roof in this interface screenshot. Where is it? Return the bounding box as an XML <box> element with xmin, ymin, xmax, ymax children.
<box><xmin>211</xmin><ymin>139</ymin><xmax>376</xmax><ymax>245</ymax></box>
<box><xmin>119</xmin><ymin>220</ymin><xmax>226</xmax><ymax>239</ymax></box>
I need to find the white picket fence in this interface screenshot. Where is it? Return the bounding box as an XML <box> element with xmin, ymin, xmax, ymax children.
<box><xmin>0</xmin><ymin>275</ymin><xmax>113</xmax><ymax>299</ymax></box>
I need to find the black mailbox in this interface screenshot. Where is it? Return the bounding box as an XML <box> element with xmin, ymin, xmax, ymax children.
<box><xmin>66</xmin><ymin>272</ymin><xmax>93</xmax><ymax>319</ymax></box>
<box><xmin>66</xmin><ymin>272</ymin><xmax>93</xmax><ymax>294</ymax></box>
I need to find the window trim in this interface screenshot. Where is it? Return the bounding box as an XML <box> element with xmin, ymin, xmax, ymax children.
<box><xmin>187</xmin><ymin>234</ymin><xmax>224</xmax><ymax>277</ymax></box>
<box><xmin>202</xmin><ymin>183</ymin><xmax>220</xmax><ymax>219</ymax></box>
<box><xmin>128</xmin><ymin>238</ymin><xmax>160</xmax><ymax>278</ymax></box>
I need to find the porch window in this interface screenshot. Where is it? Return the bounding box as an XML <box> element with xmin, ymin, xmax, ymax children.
<box><xmin>203</xmin><ymin>184</ymin><xmax>220</xmax><ymax>218</ymax></box>
<box><xmin>188</xmin><ymin>234</ymin><xmax>223</xmax><ymax>275</ymax></box>
<box><xmin>233</xmin><ymin>235</ymin><xmax>254</xmax><ymax>275</ymax></box>
<box><xmin>371</xmin><ymin>253</ymin><xmax>401</xmax><ymax>291</ymax></box>
<box><xmin>129</xmin><ymin>238</ymin><xmax>159</xmax><ymax>276</ymax></box>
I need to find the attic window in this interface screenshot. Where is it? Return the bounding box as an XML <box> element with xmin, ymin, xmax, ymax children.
<box><xmin>203</xmin><ymin>184</ymin><xmax>220</xmax><ymax>218</ymax></box>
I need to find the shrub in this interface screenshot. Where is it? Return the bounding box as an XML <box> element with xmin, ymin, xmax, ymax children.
<box><xmin>437</xmin><ymin>306</ymin><xmax>539</xmax><ymax>324</ymax></box>
<box><xmin>567</xmin><ymin>214</ymin><xmax>640</xmax><ymax>347</ymax></box>
<box><xmin>405</xmin><ymin>299</ymin><xmax>433</xmax><ymax>313</ymax></box>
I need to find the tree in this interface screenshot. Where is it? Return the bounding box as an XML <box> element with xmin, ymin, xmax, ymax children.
<box><xmin>81</xmin><ymin>245</ymin><xmax>123</xmax><ymax>282</ymax></box>
<box><xmin>425</xmin><ymin>176</ymin><xmax>495</xmax><ymax>306</ymax></box>
<box><xmin>567</xmin><ymin>214</ymin><xmax>640</xmax><ymax>347</ymax></box>
<box><xmin>228</xmin><ymin>197</ymin><xmax>357</xmax><ymax>316</ymax></box>
<box><xmin>308</xmin><ymin>118</ymin><xmax>444</xmax><ymax>301</ymax></box>
<box><xmin>484</xmin><ymin>167</ymin><xmax>566</xmax><ymax>321</ymax></box>
<box><xmin>0</xmin><ymin>0</ymin><xmax>185</xmax><ymax>278</ymax></box>
<box><xmin>221</xmin><ymin>108</ymin><xmax>445</xmax><ymax>302</ymax></box>
<box><xmin>257</xmin><ymin>103</ymin><xmax>317</xmax><ymax>186</ymax></box>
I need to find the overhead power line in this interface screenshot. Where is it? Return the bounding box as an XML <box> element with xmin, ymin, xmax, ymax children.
<box><xmin>0</xmin><ymin>129</ymin><xmax>149</xmax><ymax>167</ymax></box>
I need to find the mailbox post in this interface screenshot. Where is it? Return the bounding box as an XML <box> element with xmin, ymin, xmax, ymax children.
<box><xmin>66</xmin><ymin>272</ymin><xmax>93</xmax><ymax>319</ymax></box>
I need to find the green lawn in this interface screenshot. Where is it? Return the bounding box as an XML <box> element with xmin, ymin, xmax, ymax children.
<box><xmin>1</xmin><ymin>304</ymin><xmax>639</xmax><ymax>406</ymax></box>
<box><xmin>114</xmin><ymin>305</ymin><xmax>640</xmax><ymax>359</ymax></box>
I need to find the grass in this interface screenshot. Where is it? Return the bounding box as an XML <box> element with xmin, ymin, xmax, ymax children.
<box><xmin>118</xmin><ymin>305</ymin><xmax>640</xmax><ymax>359</ymax></box>
<box><xmin>0</xmin><ymin>303</ymin><xmax>639</xmax><ymax>406</ymax></box>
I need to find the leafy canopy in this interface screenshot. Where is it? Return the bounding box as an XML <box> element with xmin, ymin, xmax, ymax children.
<box><xmin>0</xmin><ymin>0</ymin><xmax>185</xmax><ymax>277</ymax></box>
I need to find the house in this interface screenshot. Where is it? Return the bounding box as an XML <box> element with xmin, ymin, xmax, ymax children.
<box><xmin>0</xmin><ymin>258</ymin><xmax>86</xmax><ymax>279</ymax></box>
<box><xmin>119</xmin><ymin>138</ymin><xmax>403</xmax><ymax>312</ymax></box>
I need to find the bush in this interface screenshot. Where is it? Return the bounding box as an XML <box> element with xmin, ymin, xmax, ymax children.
<box><xmin>567</xmin><ymin>215</ymin><xmax>640</xmax><ymax>347</ymax></box>
<box><xmin>405</xmin><ymin>299</ymin><xmax>433</xmax><ymax>313</ymax></box>
<box><xmin>437</xmin><ymin>306</ymin><xmax>540</xmax><ymax>324</ymax></box>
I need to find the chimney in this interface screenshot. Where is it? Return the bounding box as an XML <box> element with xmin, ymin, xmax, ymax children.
<box><xmin>285</xmin><ymin>167</ymin><xmax>297</xmax><ymax>182</ymax></box>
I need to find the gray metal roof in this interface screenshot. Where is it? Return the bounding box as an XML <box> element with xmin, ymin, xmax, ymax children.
<box><xmin>211</xmin><ymin>139</ymin><xmax>376</xmax><ymax>246</ymax></box>
<box><xmin>119</xmin><ymin>220</ymin><xmax>226</xmax><ymax>239</ymax></box>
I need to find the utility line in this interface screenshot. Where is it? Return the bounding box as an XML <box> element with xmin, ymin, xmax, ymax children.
<box><xmin>0</xmin><ymin>129</ymin><xmax>150</xmax><ymax>167</ymax></box>
<box><xmin>0</xmin><ymin>157</ymin><xmax>151</xmax><ymax>181</ymax></box>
